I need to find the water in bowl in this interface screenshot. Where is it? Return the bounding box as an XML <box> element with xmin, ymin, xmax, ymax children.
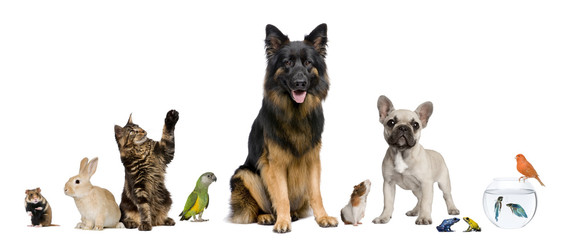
<box><xmin>483</xmin><ymin>181</ymin><xmax>537</xmax><ymax>229</ymax></box>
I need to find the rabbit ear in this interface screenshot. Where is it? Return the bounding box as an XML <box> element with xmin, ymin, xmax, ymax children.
<box><xmin>79</xmin><ymin>157</ymin><xmax>89</xmax><ymax>174</ymax></box>
<box><xmin>86</xmin><ymin>157</ymin><xmax>98</xmax><ymax>178</ymax></box>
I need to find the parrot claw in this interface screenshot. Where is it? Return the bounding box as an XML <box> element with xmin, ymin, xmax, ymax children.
<box><xmin>191</xmin><ymin>218</ymin><xmax>208</xmax><ymax>222</ymax></box>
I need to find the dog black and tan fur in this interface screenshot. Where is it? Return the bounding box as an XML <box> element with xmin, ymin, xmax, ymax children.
<box><xmin>229</xmin><ymin>23</ymin><xmax>338</xmax><ymax>233</ymax></box>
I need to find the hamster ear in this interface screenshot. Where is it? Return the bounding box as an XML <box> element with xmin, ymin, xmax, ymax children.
<box><xmin>25</xmin><ymin>189</ymin><xmax>30</xmax><ymax>194</ymax></box>
<box><xmin>415</xmin><ymin>101</ymin><xmax>433</xmax><ymax>128</ymax></box>
<box><xmin>86</xmin><ymin>157</ymin><xmax>99</xmax><ymax>178</ymax></box>
<box><xmin>79</xmin><ymin>157</ymin><xmax>89</xmax><ymax>174</ymax></box>
<box><xmin>377</xmin><ymin>95</ymin><xmax>394</xmax><ymax>123</ymax></box>
<box><xmin>304</xmin><ymin>23</ymin><xmax>328</xmax><ymax>57</ymax></box>
<box><xmin>36</xmin><ymin>187</ymin><xmax>41</xmax><ymax>193</ymax></box>
<box><xmin>265</xmin><ymin>24</ymin><xmax>290</xmax><ymax>59</ymax></box>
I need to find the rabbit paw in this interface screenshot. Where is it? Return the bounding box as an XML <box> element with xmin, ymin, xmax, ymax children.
<box><xmin>75</xmin><ymin>222</ymin><xmax>85</xmax><ymax>229</ymax></box>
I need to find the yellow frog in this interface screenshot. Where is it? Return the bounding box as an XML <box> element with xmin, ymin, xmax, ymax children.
<box><xmin>463</xmin><ymin>217</ymin><xmax>481</xmax><ymax>232</ymax></box>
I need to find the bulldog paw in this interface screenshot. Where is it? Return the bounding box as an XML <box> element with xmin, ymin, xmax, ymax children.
<box><xmin>372</xmin><ymin>215</ymin><xmax>391</xmax><ymax>224</ymax></box>
<box><xmin>415</xmin><ymin>216</ymin><xmax>432</xmax><ymax>225</ymax></box>
<box><xmin>406</xmin><ymin>209</ymin><xmax>419</xmax><ymax>216</ymax></box>
<box><xmin>448</xmin><ymin>208</ymin><xmax>460</xmax><ymax>215</ymax></box>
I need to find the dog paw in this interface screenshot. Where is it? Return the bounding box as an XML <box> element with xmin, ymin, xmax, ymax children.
<box><xmin>93</xmin><ymin>225</ymin><xmax>103</xmax><ymax>231</ymax></box>
<box><xmin>406</xmin><ymin>210</ymin><xmax>419</xmax><ymax>216</ymax></box>
<box><xmin>138</xmin><ymin>221</ymin><xmax>152</xmax><ymax>231</ymax></box>
<box><xmin>316</xmin><ymin>216</ymin><xmax>338</xmax><ymax>228</ymax></box>
<box><xmin>115</xmin><ymin>222</ymin><xmax>125</xmax><ymax>229</ymax></box>
<box><xmin>291</xmin><ymin>212</ymin><xmax>300</xmax><ymax>222</ymax></box>
<box><xmin>372</xmin><ymin>215</ymin><xmax>391</xmax><ymax>224</ymax></box>
<box><xmin>448</xmin><ymin>208</ymin><xmax>460</xmax><ymax>215</ymax></box>
<box><xmin>257</xmin><ymin>214</ymin><xmax>275</xmax><ymax>225</ymax></box>
<box><xmin>415</xmin><ymin>216</ymin><xmax>432</xmax><ymax>225</ymax></box>
<box><xmin>273</xmin><ymin>219</ymin><xmax>291</xmax><ymax>233</ymax></box>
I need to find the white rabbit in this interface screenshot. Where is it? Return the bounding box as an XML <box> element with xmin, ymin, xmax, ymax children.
<box><xmin>64</xmin><ymin>157</ymin><xmax>124</xmax><ymax>230</ymax></box>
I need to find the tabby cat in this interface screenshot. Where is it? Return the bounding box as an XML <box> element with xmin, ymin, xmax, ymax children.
<box><xmin>114</xmin><ymin>109</ymin><xmax>179</xmax><ymax>231</ymax></box>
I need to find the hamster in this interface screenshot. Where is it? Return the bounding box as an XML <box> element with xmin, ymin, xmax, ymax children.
<box><xmin>340</xmin><ymin>179</ymin><xmax>371</xmax><ymax>226</ymax></box>
<box><xmin>25</xmin><ymin>188</ymin><xmax>54</xmax><ymax>227</ymax></box>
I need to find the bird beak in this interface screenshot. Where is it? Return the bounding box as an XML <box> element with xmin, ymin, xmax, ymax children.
<box><xmin>213</xmin><ymin>176</ymin><xmax>217</xmax><ymax>182</ymax></box>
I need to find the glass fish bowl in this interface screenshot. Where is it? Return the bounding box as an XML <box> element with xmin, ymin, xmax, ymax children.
<box><xmin>482</xmin><ymin>178</ymin><xmax>537</xmax><ymax>229</ymax></box>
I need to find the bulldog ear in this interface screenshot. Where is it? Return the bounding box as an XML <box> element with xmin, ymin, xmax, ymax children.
<box><xmin>377</xmin><ymin>95</ymin><xmax>394</xmax><ymax>123</ymax></box>
<box><xmin>265</xmin><ymin>24</ymin><xmax>290</xmax><ymax>59</ymax></box>
<box><xmin>415</xmin><ymin>101</ymin><xmax>433</xmax><ymax>128</ymax></box>
<box><xmin>304</xmin><ymin>23</ymin><xmax>328</xmax><ymax>57</ymax></box>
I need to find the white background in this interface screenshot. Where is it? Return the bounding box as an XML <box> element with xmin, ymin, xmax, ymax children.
<box><xmin>1</xmin><ymin>1</ymin><xmax>569</xmax><ymax>239</ymax></box>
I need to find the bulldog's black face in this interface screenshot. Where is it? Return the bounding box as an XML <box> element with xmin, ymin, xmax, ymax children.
<box><xmin>384</xmin><ymin>113</ymin><xmax>421</xmax><ymax>150</ymax></box>
<box><xmin>377</xmin><ymin>95</ymin><xmax>433</xmax><ymax>151</ymax></box>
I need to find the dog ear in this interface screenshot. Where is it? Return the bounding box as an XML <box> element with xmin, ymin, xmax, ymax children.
<box><xmin>415</xmin><ymin>101</ymin><xmax>433</xmax><ymax>128</ymax></box>
<box><xmin>304</xmin><ymin>23</ymin><xmax>328</xmax><ymax>57</ymax></box>
<box><xmin>377</xmin><ymin>95</ymin><xmax>394</xmax><ymax>123</ymax></box>
<box><xmin>265</xmin><ymin>24</ymin><xmax>290</xmax><ymax>59</ymax></box>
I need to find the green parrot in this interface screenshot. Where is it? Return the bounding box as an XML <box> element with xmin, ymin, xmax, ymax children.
<box><xmin>179</xmin><ymin>172</ymin><xmax>217</xmax><ymax>222</ymax></box>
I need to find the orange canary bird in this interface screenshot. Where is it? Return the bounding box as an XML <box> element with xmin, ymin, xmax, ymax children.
<box><xmin>515</xmin><ymin>154</ymin><xmax>545</xmax><ymax>186</ymax></box>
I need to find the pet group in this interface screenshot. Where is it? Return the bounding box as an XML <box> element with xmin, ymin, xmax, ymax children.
<box><xmin>25</xmin><ymin>23</ymin><xmax>462</xmax><ymax>234</ymax></box>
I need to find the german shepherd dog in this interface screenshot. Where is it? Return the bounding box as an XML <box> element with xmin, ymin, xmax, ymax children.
<box><xmin>229</xmin><ymin>24</ymin><xmax>338</xmax><ymax>233</ymax></box>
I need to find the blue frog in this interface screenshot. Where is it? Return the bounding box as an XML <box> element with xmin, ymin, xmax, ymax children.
<box><xmin>436</xmin><ymin>217</ymin><xmax>460</xmax><ymax>232</ymax></box>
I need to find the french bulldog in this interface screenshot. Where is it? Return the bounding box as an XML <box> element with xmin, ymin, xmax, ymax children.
<box><xmin>372</xmin><ymin>95</ymin><xmax>460</xmax><ymax>225</ymax></box>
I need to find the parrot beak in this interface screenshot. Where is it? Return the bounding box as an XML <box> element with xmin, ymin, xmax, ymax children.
<box><xmin>213</xmin><ymin>176</ymin><xmax>217</xmax><ymax>182</ymax></box>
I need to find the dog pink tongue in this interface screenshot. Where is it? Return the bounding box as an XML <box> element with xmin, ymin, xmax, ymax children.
<box><xmin>292</xmin><ymin>90</ymin><xmax>307</xmax><ymax>103</ymax></box>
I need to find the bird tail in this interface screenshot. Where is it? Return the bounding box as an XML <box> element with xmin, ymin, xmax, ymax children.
<box><xmin>535</xmin><ymin>176</ymin><xmax>545</xmax><ymax>187</ymax></box>
<box><xmin>179</xmin><ymin>211</ymin><xmax>188</xmax><ymax>221</ymax></box>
